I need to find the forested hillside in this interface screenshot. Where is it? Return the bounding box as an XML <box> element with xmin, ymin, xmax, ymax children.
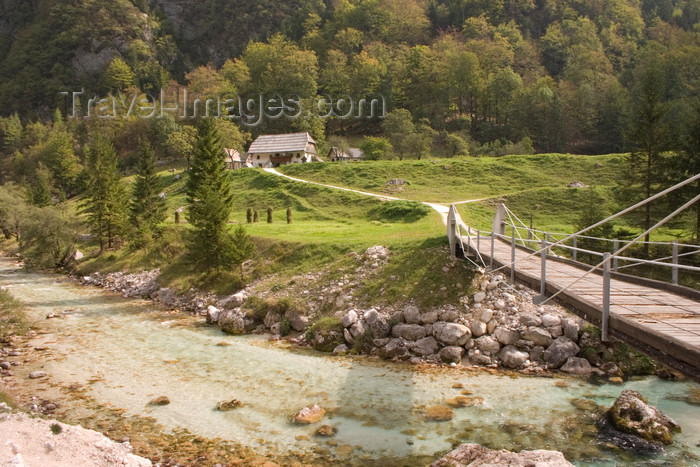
<box><xmin>1</xmin><ymin>0</ymin><xmax>700</xmax><ymax>153</ymax></box>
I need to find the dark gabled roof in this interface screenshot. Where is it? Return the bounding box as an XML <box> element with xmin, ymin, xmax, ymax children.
<box><xmin>247</xmin><ymin>132</ymin><xmax>316</xmax><ymax>154</ymax></box>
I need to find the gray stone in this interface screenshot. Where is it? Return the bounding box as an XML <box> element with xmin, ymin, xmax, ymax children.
<box><xmin>364</xmin><ymin>308</ymin><xmax>380</xmax><ymax>325</ymax></box>
<box><xmin>263</xmin><ymin>311</ymin><xmax>280</xmax><ymax>329</ymax></box>
<box><xmin>403</xmin><ymin>305</ymin><xmax>421</xmax><ymax>324</ymax></box>
<box><xmin>340</xmin><ymin>310</ymin><xmax>358</xmax><ymax>328</ymax></box>
<box><xmin>500</xmin><ymin>346</ymin><xmax>529</xmax><ymax>369</ymax></box>
<box><xmin>205</xmin><ymin>305</ymin><xmax>220</xmax><ymax>324</ymax></box>
<box><xmin>494</xmin><ymin>327</ymin><xmax>520</xmax><ymax>345</ymax></box>
<box><xmin>333</xmin><ymin>344</ymin><xmax>348</xmax><ymax>355</ymax></box>
<box><xmin>390</xmin><ymin>309</ymin><xmax>405</xmax><ymax>323</ymax></box>
<box><xmin>373</xmin><ymin>338</ymin><xmax>391</xmax><ymax>347</ymax></box>
<box><xmin>0</xmin><ymin>362</ymin><xmax>10</xmax><ymax>370</ymax></box>
<box><xmin>473</xmin><ymin>291</ymin><xmax>486</xmax><ymax>304</ymax></box>
<box><xmin>391</xmin><ymin>324</ymin><xmax>427</xmax><ymax>341</ymax></box>
<box><xmin>431</xmin><ymin>443</ymin><xmax>574</xmax><ymax>467</ymax></box>
<box><xmin>285</xmin><ymin>309</ymin><xmax>309</xmax><ymax>332</ymax></box>
<box><xmin>468</xmin><ymin>350</ymin><xmax>492</xmax><ymax>366</ymax></box>
<box><xmin>349</xmin><ymin>320</ymin><xmax>366</xmax><ymax>339</ymax></box>
<box><xmin>432</xmin><ymin>322</ymin><xmax>471</xmax><ymax>346</ymax></box>
<box><xmin>487</xmin><ymin>319</ymin><xmax>498</xmax><ymax>334</ymax></box>
<box><xmin>367</xmin><ymin>313</ymin><xmax>391</xmax><ymax>339</ymax></box>
<box><xmin>378</xmin><ymin>338</ymin><xmax>410</xmax><ymax>360</ymax></box>
<box><xmin>439</xmin><ymin>346</ymin><xmax>464</xmax><ymax>364</ymax></box>
<box><xmin>494</xmin><ymin>299</ymin><xmax>506</xmax><ymax>310</ymax></box>
<box><xmin>222</xmin><ymin>290</ymin><xmax>247</xmax><ymax>308</ymax></box>
<box><xmin>543</xmin><ymin>337</ymin><xmax>580</xmax><ymax>368</ymax></box>
<box><xmin>607</xmin><ymin>390</ymin><xmax>681</xmax><ymax>445</ymax></box>
<box><xmin>420</xmin><ymin>311</ymin><xmax>439</xmax><ymax>324</ymax></box>
<box><xmin>464</xmin><ymin>338</ymin><xmax>475</xmax><ymax>350</ymax></box>
<box><xmin>29</xmin><ymin>371</ymin><xmax>47</xmax><ymax>379</ymax></box>
<box><xmin>541</xmin><ymin>314</ymin><xmax>561</xmax><ymax>327</ymax></box>
<box><xmin>478</xmin><ymin>308</ymin><xmax>494</xmax><ymax>323</ymax></box>
<box><xmin>470</xmin><ymin>320</ymin><xmax>487</xmax><ymax>337</ymax></box>
<box><xmin>343</xmin><ymin>328</ymin><xmax>354</xmax><ymax>344</ymax></box>
<box><xmin>562</xmin><ymin>318</ymin><xmax>580</xmax><ymax>341</ymax></box>
<box><xmin>155</xmin><ymin>288</ymin><xmax>178</xmax><ymax>308</ymax></box>
<box><xmin>560</xmin><ymin>357</ymin><xmax>592</xmax><ymax>375</ymax></box>
<box><xmin>410</xmin><ymin>336</ymin><xmax>439</xmax><ymax>356</ymax></box>
<box><xmin>548</xmin><ymin>325</ymin><xmax>563</xmax><ymax>338</ymax></box>
<box><xmin>519</xmin><ymin>313</ymin><xmax>542</xmax><ymax>327</ymax></box>
<box><xmin>522</xmin><ymin>328</ymin><xmax>553</xmax><ymax>347</ymax></box>
<box><xmin>218</xmin><ymin>310</ymin><xmax>246</xmax><ymax>334</ymax></box>
<box><xmin>529</xmin><ymin>346</ymin><xmax>545</xmax><ymax>362</ymax></box>
<box><xmin>475</xmin><ymin>336</ymin><xmax>501</xmax><ymax>354</ymax></box>
<box><xmin>438</xmin><ymin>307</ymin><xmax>459</xmax><ymax>322</ymax></box>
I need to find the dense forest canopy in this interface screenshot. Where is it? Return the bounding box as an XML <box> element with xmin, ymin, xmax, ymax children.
<box><xmin>1</xmin><ymin>0</ymin><xmax>700</xmax><ymax>155</ymax></box>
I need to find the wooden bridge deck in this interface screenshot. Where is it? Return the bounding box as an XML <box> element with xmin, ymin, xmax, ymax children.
<box><xmin>465</xmin><ymin>234</ymin><xmax>700</xmax><ymax>380</ymax></box>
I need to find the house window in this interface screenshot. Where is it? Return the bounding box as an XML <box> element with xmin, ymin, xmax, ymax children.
<box><xmin>257</xmin><ymin>155</ymin><xmax>260</xmax><ymax>160</ymax></box>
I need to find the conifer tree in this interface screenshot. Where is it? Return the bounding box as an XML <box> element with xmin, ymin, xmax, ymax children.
<box><xmin>185</xmin><ymin>119</ymin><xmax>235</xmax><ymax>270</ymax></box>
<box><xmin>286</xmin><ymin>207</ymin><xmax>292</xmax><ymax>224</ymax></box>
<box><xmin>80</xmin><ymin>137</ymin><xmax>128</xmax><ymax>251</ymax></box>
<box><xmin>267</xmin><ymin>207</ymin><xmax>273</xmax><ymax>223</ymax></box>
<box><xmin>130</xmin><ymin>140</ymin><xmax>167</xmax><ymax>237</ymax></box>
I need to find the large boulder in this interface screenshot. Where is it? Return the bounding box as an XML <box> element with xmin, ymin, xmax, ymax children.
<box><xmin>499</xmin><ymin>345</ymin><xmax>529</xmax><ymax>369</ymax></box>
<box><xmin>519</xmin><ymin>313</ymin><xmax>542</xmax><ymax>327</ymax></box>
<box><xmin>521</xmin><ymin>328</ymin><xmax>553</xmax><ymax>347</ymax></box>
<box><xmin>561</xmin><ymin>317</ymin><xmax>580</xmax><ymax>341</ymax></box>
<box><xmin>364</xmin><ymin>309</ymin><xmax>391</xmax><ymax>338</ymax></box>
<box><xmin>494</xmin><ymin>327</ymin><xmax>520</xmax><ymax>346</ymax></box>
<box><xmin>285</xmin><ymin>309</ymin><xmax>309</xmax><ymax>332</ymax></box>
<box><xmin>421</xmin><ymin>311</ymin><xmax>439</xmax><ymax>324</ymax></box>
<box><xmin>543</xmin><ymin>337</ymin><xmax>580</xmax><ymax>368</ymax></box>
<box><xmin>409</xmin><ymin>336</ymin><xmax>439</xmax><ymax>356</ymax></box>
<box><xmin>470</xmin><ymin>320</ymin><xmax>487</xmax><ymax>337</ymax></box>
<box><xmin>560</xmin><ymin>357</ymin><xmax>592</xmax><ymax>375</ymax></box>
<box><xmin>403</xmin><ymin>305</ymin><xmax>421</xmax><ymax>324</ymax></box>
<box><xmin>439</xmin><ymin>346</ymin><xmax>464</xmax><ymax>364</ymax></box>
<box><xmin>264</xmin><ymin>311</ymin><xmax>281</xmax><ymax>329</ymax></box>
<box><xmin>431</xmin><ymin>443</ymin><xmax>574</xmax><ymax>467</ymax></box>
<box><xmin>218</xmin><ymin>309</ymin><xmax>247</xmax><ymax>334</ymax></box>
<box><xmin>340</xmin><ymin>310</ymin><xmax>358</xmax><ymax>328</ymax></box>
<box><xmin>432</xmin><ymin>322</ymin><xmax>471</xmax><ymax>346</ymax></box>
<box><xmin>475</xmin><ymin>336</ymin><xmax>501</xmax><ymax>355</ymax></box>
<box><xmin>378</xmin><ymin>338</ymin><xmax>410</xmax><ymax>360</ymax></box>
<box><xmin>155</xmin><ymin>288</ymin><xmax>178</xmax><ymax>308</ymax></box>
<box><xmin>606</xmin><ymin>390</ymin><xmax>681</xmax><ymax>445</ymax></box>
<box><xmin>206</xmin><ymin>305</ymin><xmax>220</xmax><ymax>324</ymax></box>
<box><xmin>392</xmin><ymin>324</ymin><xmax>426</xmax><ymax>341</ymax></box>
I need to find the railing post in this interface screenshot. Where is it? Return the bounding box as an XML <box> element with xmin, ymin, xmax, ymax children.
<box><xmin>465</xmin><ymin>226</ymin><xmax>470</xmax><ymax>256</ymax></box>
<box><xmin>511</xmin><ymin>226</ymin><xmax>516</xmax><ymax>283</ymax></box>
<box><xmin>672</xmin><ymin>241</ymin><xmax>679</xmax><ymax>285</ymax></box>
<box><xmin>477</xmin><ymin>230</ymin><xmax>481</xmax><ymax>253</ymax></box>
<box><xmin>572</xmin><ymin>235</ymin><xmax>578</xmax><ymax>262</ymax></box>
<box><xmin>602</xmin><ymin>252</ymin><xmax>611</xmax><ymax>342</ymax></box>
<box><xmin>540</xmin><ymin>239</ymin><xmax>547</xmax><ymax>298</ymax></box>
<box><xmin>490</xmin><ymin>230</ymin><xmax>494</xmax><ymax>269</ymax></box>
<box><xmin>612</xmin><ymin>239</ymin><xmax>619</xmax><ymax>272</ymax></box>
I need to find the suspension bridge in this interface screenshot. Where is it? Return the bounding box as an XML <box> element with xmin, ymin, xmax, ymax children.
<box><xmin>447</xmin><ymin>174</ymin><xmax>700</xmax><ymax>380</ymax></box>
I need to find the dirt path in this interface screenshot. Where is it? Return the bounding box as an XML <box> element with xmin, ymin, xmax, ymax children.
<box><xmin>262</xmin><ymin>167</ymin><xmax>489</xmax><ymax>224</ymax></box>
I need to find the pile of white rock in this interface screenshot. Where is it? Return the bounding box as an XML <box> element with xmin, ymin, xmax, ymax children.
<box><xmin>334</xmin><ymin>274</ymin><xmax>606</xmax><ymax>375</ymax></box>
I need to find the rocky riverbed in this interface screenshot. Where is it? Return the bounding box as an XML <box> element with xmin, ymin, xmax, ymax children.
<box><xmin>2</xmin><ymin>257</ymin><xmax>700</xmax><ymax>466</ymax></box>
<box><xmin>79</xmin><ymin>245</ymin><xmax>655</xmax><ymax>380</ymax></box>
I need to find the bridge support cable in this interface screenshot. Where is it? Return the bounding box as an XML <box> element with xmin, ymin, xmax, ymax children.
<box><xmin>490</xmin><ymin>172</ymin><xmax>700</xmax><ymax>276</ymax></box>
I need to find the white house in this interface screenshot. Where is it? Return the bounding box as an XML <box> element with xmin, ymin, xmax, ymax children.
<box><xmin>245</xmin><ymin>132</ymin><xmax>321</xmax><ymax>168</ymax></box>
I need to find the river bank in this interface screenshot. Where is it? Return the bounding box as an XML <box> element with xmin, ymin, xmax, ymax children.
<box><xmin>1</xmin><ymin>257</ymin><xmax>700</xmax><ymax>465</ymax></box>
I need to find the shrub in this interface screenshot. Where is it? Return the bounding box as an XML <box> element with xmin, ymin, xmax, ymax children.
<box><xmin>286</xmin><ymin>207</ymin><xmax>292</xmax><ymax>224</ymax></box>
<box><xmin>267</xmin><ymin>207</ymin><xmax>273</xmax><ymax>223</ymax></box>
<box><xmin>369</xmin><ymin>200</ymin><xmax>431</xmax><ymax>223</ymax></box>
<box><xmin>253</xmin><ymin>209</ymin><xmax>259</xmax><ymax>222</ymax></box>
<box><xmin>246</xmin><ymin>207</ymin><xmax>254</xmax><ymax>223</ymax></box>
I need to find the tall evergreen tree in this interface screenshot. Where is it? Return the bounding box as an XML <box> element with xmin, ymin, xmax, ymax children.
<box><xmin>130</xmin><ymin>141</ymin><xmax>167</xmax><ymax>236</ymax></box>
<box><xmin>185</xmin><ymin>119</ymin><xmax>235</xmax><ymax>271</ymax></box>
<box><xmin>80</xmin><ymin>137</ymin><xmax>129</xmax><ymax>251</ymax></box>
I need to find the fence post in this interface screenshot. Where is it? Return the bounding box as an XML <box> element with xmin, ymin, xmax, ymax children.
<box><xmin>528</xmin><ymin>214</ymin><xmax>533</xmax><ymax>249</ymax></box>
<box><xmin>672</xmin><ymin>241</ymin><xmax>679</xmax><ymax>285</ymax></box>
<box><xmin>511</xmin><ymin>226</ymin><xmax>516</xmax><ymax>283</ymax></box>
<box><xmin>465</xmin><ymin>225</ymin><xmax>470</xmax><ymax>256</ymax></box>
<box><xmin>490</xmin><ymin>230</ymin><xmax>494</xmax><ymax>269</ymax></box>
<box><xmin>612</xmin><ymin>239</ymin><xmax>619</xmax><ymax>272</ymax></box>
<box><xmin>602</xmin><ymin>252</ymin><xmax>611</xmax><ymax>342</ymax></box>
<box><xmin>540</xmin><ymin>239</ymin><xmax>547</xmax><ymax>298</ymax></box>
<box><xmin>477</xmin><ymin>230</ymin><xmax>481</xmax><ymax>253</ymax></box>
<box><xmin>572</xmin><ymin>235</ymin><xmax>578</xmax><ymax>262</ymax></box>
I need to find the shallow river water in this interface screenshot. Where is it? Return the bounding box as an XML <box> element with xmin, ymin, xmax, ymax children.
<box><xmin>1</xmin><ymin>258</ymin><xmax>699</xmax><ymax>466</ymax></box>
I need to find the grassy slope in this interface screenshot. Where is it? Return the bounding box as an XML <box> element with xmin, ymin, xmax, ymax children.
<box><xmin>279</xmin><ymin>153</ymin><xmax>624</xmax><ymax>203</ymax></box>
